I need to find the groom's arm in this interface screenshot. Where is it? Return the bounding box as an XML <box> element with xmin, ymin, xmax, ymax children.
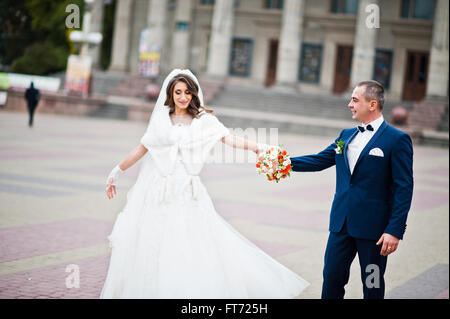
<box><xmin>290</xmin><ymin>134</ymin><xmax>342</xmax><ymax>172</ymax></box>
<box><xmin>383</xmin><ymin>133</ymin><xmax>414</xmax><ymax>240</ymax></box>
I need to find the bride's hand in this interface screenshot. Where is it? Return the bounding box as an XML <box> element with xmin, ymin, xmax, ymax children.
<box><xmin>106</xmin><ymin>180</ymin><xmax>116</xmax><ymax>199</ymax></box>
<box><xmin>256</xmin><ymin>143</ymin><xmax>280</xmax><ymax>155</ymax></box>
<box><xmin>106</xmin><ymin>165</ymin><xmax>123</xmax><ymax>199</ymax></box>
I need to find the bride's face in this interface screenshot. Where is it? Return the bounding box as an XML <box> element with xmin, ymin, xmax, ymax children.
<box><xmin>173</xmin><ymin>81</ymin><xmax>192</xmax><ymax>111</ymax></box>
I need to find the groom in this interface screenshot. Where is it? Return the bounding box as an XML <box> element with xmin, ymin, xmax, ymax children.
<box><xmin>290</xmin><ymin>80</ymin><xmax>413</xmax><ymax>299</ymax></box>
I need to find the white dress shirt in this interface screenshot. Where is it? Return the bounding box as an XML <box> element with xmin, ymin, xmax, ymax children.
<box><xmin>347</xmin><ymin>115</ymin><xmax>384</xmax><ymax>174</ymax></box>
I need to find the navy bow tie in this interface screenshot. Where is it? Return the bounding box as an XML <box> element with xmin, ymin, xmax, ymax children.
<box><xmin>358</xmin><ymin>124</ymin><xmax>374</xmax><ymax>133</ymax></box>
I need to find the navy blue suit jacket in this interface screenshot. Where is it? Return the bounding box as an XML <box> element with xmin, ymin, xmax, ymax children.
<box><xmin>291</xmin><ymin>121</ymin><xmax>414</xmax><ymax>241</ymax></box>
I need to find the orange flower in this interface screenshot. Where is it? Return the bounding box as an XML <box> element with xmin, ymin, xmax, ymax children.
<box><xmin>282</xmin><ymin>150</ymin><xmax>287</xmax><ymax>156</ymax></box>
<box><xmin>256</xmin><ymin>163</ymin><xmax>260</xmax><ymax>168</ymax></box>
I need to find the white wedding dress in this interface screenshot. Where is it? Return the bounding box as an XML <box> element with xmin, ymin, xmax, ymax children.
<box><xmin>100</xmin><ymin>122</ymin><xmax>309</xmax><ymax>299</ymax></box>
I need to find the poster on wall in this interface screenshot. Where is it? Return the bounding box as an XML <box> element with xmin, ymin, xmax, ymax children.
<box><xmin>299</xmin><ymin>44</ymin><xmax>323</xmax><ymax>83</ymax></box>
<box><xmin>138</xmin><ymin>29</ymin><xmax>161</xmax><ymax>78</ymax></box>
<box><xmin>64</xmin><ymin>54</ymin><xmax>92</xmax><ymax>96</ymax></box>
<box><xmin>229</xmin><ymin>38</ymin><xmax>253</xmax><ymax>77</ymax></box>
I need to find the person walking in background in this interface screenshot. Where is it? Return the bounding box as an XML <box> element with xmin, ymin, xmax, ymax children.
<box><xmin>24</xmin><ymin>82</ymin><xmax>40</xmax><ymax>127</ymax></box>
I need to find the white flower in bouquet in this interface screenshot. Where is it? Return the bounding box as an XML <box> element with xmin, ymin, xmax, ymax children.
<box><xmin>255</xmin><ymin>147</ymin><xmax>293</xmax><ymax>183</ymax></box>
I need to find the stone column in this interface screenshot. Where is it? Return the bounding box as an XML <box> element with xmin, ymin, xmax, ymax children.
<box><xmin>170</xmin><ymin>0</ymin><xmax>193</xmax><ymax>69</ymax></box>
<box><xmin>128</xmin><ymin>0</ymin><xmax>148</xmax><ymax>74</ymax></box>
<box><xmin>275</xmin><ymin>0</ymin><xmax>305</xmax><ymax>88</ymax></box>
<box><xmin>146</xmin><ymin>0</ymin><xmax>169</xmax><ymax>74</ymax></box>
<box><xmin>426</xmin><ymin>0</ymin><xmax>449</xmax><ymax>99</ymax></box>
<box><xmin>320</xmin><ymin>38</ymin><xmax>337</xmax><ymax>92</ymax></box>
<box><xmin>89</xmin><ymin>0</ymin><xmax>104</xmax><ymax>69</ymax></box>
<box><xmin>350</xmin><ymin>0</ymin><xmax>379</xmax><ymax>88</ymax></box>
<box><xmin>206</xmin><ymin>0</ymin><xmax>235</xmax><ymax>79</ymax></box>
<box><xmin>109</xmin><ymin>0</ymin><xmax>133</xmax><ymax>72</ymax></box>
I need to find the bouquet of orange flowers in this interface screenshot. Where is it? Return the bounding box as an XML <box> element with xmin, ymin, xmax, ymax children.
<box><xmin>256</xmin><ymin>146</ymin><xmax>292</xmax><ymax>183</ymax></box>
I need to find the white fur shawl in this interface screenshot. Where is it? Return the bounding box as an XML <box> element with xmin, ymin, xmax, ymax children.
<box><xmin>140</xmin><ymin>106</ymin><xmax>230</xmax><ymax>177</ymax></box>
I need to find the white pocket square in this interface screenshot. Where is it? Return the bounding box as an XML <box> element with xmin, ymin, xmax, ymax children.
<box><xmin>369</xmin><ymin>147</ymin><xmax>384</xmax><ymax>157</ymax></box>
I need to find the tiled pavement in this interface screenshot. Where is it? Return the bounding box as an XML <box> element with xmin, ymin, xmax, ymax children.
<box><xmin>0</xmin><ymin>110</ymin><xmax>448</xmax><ymax>299</ymax></box>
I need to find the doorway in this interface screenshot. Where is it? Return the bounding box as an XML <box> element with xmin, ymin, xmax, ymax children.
<box><xmin>265</xmin><ymin>39</ymin><xmax>278</xmax><ymax>87</ymax></box>
<box><xmin>333</xmin><ymin>45</ymin><xmax>353</xmax><ymax>94</ymax></box>
<box><xmin>402</xmin><ymin>50</ymin><xmax>429</xmax><ymax>101</ymax></box>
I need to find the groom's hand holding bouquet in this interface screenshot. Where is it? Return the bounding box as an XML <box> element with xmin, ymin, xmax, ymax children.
<box><xmin>256</xmin><ymin>144</ymin><xmax>292</xmax><ymax>183</ymax></box>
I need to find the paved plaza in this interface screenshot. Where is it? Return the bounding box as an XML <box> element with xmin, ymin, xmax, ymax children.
<box><xmin>0</xmin><ymin>110</ymin><xmax>448</xmax><ymax>299</ymax></box>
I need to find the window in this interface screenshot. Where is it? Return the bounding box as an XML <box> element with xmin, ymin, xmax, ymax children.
<box><xmin>299</xmin><ymin>43</ymin><xmax>323</xmax><ymax>83</ymax></box>
<box><xmin>168</xmin><ymin>0</ymin><xmax>176</xmax><ymax>10</ymax></box>
<box><xmin>229</xmin><ymin>38</ymin><xmax>253</xmax><ymax>77</ymax></box>
<box><xmin>373</xmin><ymin>50</ymin><xmax>393</xmax><ymax>90</ymax></box>
<box><xmin>331</xmin><ymin>0</ymin><xmax>359</xmax><ymax>14</ymax></box>
<box><xmin>264</xmin><ymin>0</ymin><xmax>283</xmax><ymax>9</ymax></box>
<box><xmin>401</xmin><ymin>0</ymin><xmax>435</xmax><ymax>20</ymax></box>
<box><xmin>175</xmin><ymin>22</ymin><xmax>189</xmax><ymax>31</ymax></box>
<box><xmin>200</xmin><ymin>0</ymin><xmax>215</xmax><ymax>5</ymax></box>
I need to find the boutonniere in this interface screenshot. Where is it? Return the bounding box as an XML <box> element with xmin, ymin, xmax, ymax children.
<box><xmin>335</xmin><ymin>139</ymin><xmax>344</xmax><ymax>154</ymax></box>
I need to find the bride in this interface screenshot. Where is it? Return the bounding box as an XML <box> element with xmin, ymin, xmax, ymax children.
<box><xmin>100</xmin><ymin>69</ymin><xmax>309</xmax><ymax>298</ymax></box>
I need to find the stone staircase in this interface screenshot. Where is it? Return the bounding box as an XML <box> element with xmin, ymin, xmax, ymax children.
<box><xmin>198</xmin><ymin>78</ymin><xmax>224</xmax><ymax>106</ymax></box>
<box><xmin>437</xmin><ymin>104</ymin><xmax>449</xmax><ymax>132</ymax></box>
<box><xmin>408</xmin><ymin>101</ymin><xmax>450</xmax><ymax>147</ymax></box>
<box><xmin>88</xmin><ymin>73</ymin><xmax>152</xmax><ymax>120</ymax></box>
<box><xmin>87</xmin><ymin>98</ymin><xmax>130</xmax><ymax>120</ymax></box>
<box><xmin>109</xmin><ymin>74</ymin><xmax>152</xmax><ymax>99</ymax></box>
<box><xmin>90</xmin><ymin>70</ymin><xmax>126</xmax><ymax>96</ymax></box>
<box><xmin>209</xmin><ymin>85</ymin><xmax>415</xmax><ymax>138</ymax></box>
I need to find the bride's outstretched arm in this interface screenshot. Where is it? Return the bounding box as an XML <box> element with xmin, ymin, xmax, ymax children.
<box><xmin>221</xmin><ymin>134</ymin><xmax>258</xmax><ymax>153</ymax></box>
<box><xmin>221</xmin><ymin>135</ymin><xmax>277</xmax><ymax>155</ymax></box>
<box><xmin>106</xmin><ymin>144</ymin><xmax>148</xmax><ymax>199</ymax></box>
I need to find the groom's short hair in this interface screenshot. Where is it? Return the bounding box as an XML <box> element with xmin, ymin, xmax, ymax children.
<box><xmin>357</xmin><ymin>80</ymin><xmax>385</xmax><ymax>111</ymax></box>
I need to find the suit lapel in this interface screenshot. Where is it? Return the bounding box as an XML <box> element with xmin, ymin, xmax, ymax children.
<box><xmin>343</xmin><ymin>128</ymin><xmax>358</xmax><ymax>174</ymax></box>
<box><xmin>352</xmin><ymin>121</ymin><xmax>388</xmax><ymax>175</ymax></box>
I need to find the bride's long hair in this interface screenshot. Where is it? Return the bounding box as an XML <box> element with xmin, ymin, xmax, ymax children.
<box><xmin>164</xmin><ymin>73</ymin><xmax>214</xmax><ymax>118</ymax></box>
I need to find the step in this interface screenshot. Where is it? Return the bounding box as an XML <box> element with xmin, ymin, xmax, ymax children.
<box><xmin>419</xmin><ymin>130</ymin><xmax>449</xmax><ymax>147</ymax></box>
<box><xmin>88</xmin><ymin>103</ymin><xmax>129</xmax><ymax>120</ymax></box>
<box><xmin>437</xmin><ymin>105</ymin><xmax>449</xmax><ymax>132</ymax></box>
<box><xmin>212</xmin><ymin>105</ymin><xmax>356</xmax><ymax>139</ymax></box>
<box><xmin>211</xmin><ymin>85</ymin><xmax>413</xmax><ymax>124</ymax></box>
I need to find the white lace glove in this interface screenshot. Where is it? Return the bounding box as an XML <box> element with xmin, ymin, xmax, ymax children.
<box><xmin>256</xmin><ymin>143</ymin><xmax>280</xmax><ymax>154</ymax></box>
<box><xmin>106</xmin><ymin>164</ymin><xmax>123</xmax><ymax>186</ymax></box>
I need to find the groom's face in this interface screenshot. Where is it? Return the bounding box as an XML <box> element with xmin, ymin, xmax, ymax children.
<box><xmin>348</xmin><ymin>86</ymin><xmax>371</xmax><ymax>123</ymax></box>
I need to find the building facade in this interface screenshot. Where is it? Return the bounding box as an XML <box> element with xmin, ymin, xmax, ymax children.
<box><xmin>107</xmin><ymin>0</ymin><xmax>449</xmax><ymax>101</ymax></box>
